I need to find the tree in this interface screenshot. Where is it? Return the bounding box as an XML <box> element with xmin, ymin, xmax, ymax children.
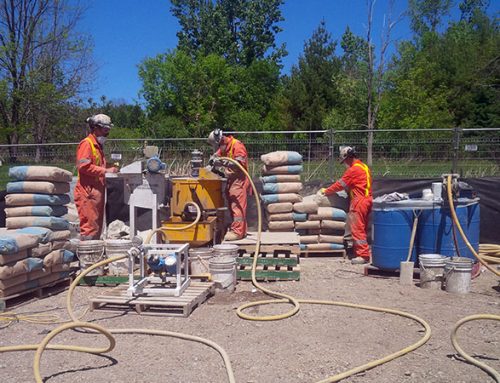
<box><xmin>408</xmin><ymin>0</ymin><xmax>453</xmax><ymax>36</ymax></box>
<box><xmin>0</xmin><ymin>0</ymin><xmax>94</xmax><ymax>161</ymax></box>
<box><xmin>170</xmin><ymin>0</ymin><xmax>286</xmax><ymax>66</ymax></box>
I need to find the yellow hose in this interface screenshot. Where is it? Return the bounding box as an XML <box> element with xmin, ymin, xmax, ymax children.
<box><xmin>451</xmin><ymin>314</ymin><xmax>500</xmax><ymax>382</ymax></box>
<box><xmin>220</xmin><ymin>156</ymin><xmax>432</xmax><ymax>382</ymax></box>
<box><xmin>445</xmin><ymin>175</ymin><xmax>500</xmax><ymax>277</ymax></box>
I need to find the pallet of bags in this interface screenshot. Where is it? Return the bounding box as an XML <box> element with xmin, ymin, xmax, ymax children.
<box><xmin>260</xmin><ymin>151</ymin><xmax>304</xmax><ymax>232</ymax></box>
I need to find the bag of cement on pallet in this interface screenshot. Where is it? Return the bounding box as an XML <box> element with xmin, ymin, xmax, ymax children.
<box><xmin>262</xmin><ymin>164</ymin><xmax>303</xmax><ymax>175</ymax></box>
<box><xmin>293</xmin><ymin>201</ymin><xmax>318</xmax><ymax>214</ymax></box>
<box><xmin>0</xmin><ymin>259</ymin><xmax>28</xmax><ymax>280</ymax></box>
<box><xmin>6</xmin><ymin>181</ymin><xmax>70</xmax><ymax>194</ymax></box>
<box><xmin>30</xmin><ymin>243</ymin><xmax>53</xmax><ymax>258</ymax></box>
<box><xmin>261</xmin><ymin>151</ymin><xmax>303</xmax><ymax>166</ymax></box>
<box><xmin>320</xmin><ymin>228</ymin><xmax>345</xmax><ymax>236</ymax></box>
<box><xmin>9</xmin><ymin>166</ymin><xmax>72</xmax><ymax>182</ymax></box>
<box><xmin>261</xmin><ymin>193</ymin><xmax>302</xmax><ymax>204</ymax></box>
<box><xmin>261</xmin><ymin>174</ymin><xmax>301</xmax><ymax>183</ymax></box>
<box><xmin>15</xmin><ymin>227</ymin><xmax>70</xmax><ymax>243</ymax></box>
<box><xmin>43</xmin><ymin>249</ymin><xmax>74</xmax><ymax>267</ymax></box>
<box><xmin>302</xmin><ymin>243</ymin><xmax>344</xmax><ymax>251</ymax></box>
<box><xmin>0</xmin><ymin>279</ymin><xmax>39</xmax><ymax>298</ymax></box>
<box><xmin>0</xmin><ymin>250</ymin><xmax>28</xmax><ymax>266</ymax></box>
<box><xmin>268</xmin><ymin>221</ymin><xmax>295</xmax><ymax>231</ymax></box>
<box><xmin>27</xmin><ymin>267</ymin><xmax>51</xmax><ymax>281</ymax></box>
<box><xmin>295</xmin><ymin>220</ymin><xmax>321</xmax><ymax>230</ymax></box>
<box><xmin>262</xmin><ymin>182</ymin><xmax>303</xmax><ymax>194</ymax></box>
<box><xmin>318</xmin><ymin>234</ymin><xmax>344</xmax><ymax>244</ymax></box>
<box><xmin>5</xmin><ymin>205</ymin><xmax>68</xmax><ymax>218</ymax></box>
<box><xmin>0</xmin><ymin>274</ymin><xmax>28</xmax><ymax>290</ymax></box>
<box><xmin>268</xmin><ymin>212</ymin><xmax>294</xmax><ymax>221</ymax></box>
<box><xmin>292</xmin><ymin>212</ymin><xmax>307</xmax><ymax>222</ymax></box>
<box><xmin>299</xmin><ymin>235</ymin><xmax>319</xmax><ymax>244</ymax></box>
<box><xmin>51</xmin><ymin>263</ymin><xmax>73</xmax><ymax>273</ymax></box>
<box><xmin>0</xmin><ymin>232</ymin><xmax>40</xmax><ymax>254</ymax></box>
<box><xmin>321</xmin><ymin>220</ymin><xmax>346</xmax><ymax>231</ymax></box>
<box><xmin>308</xmin><ymin>207</ymin><xmax>346</xmax><ymax>221</ymax></box>
<box><xmin>6</xmin><ymin>216</ymin><xmax>70</xmax><ymax>230</ymax></box>
<box><xmin>5</xmin><ymin>193</ymin><xmax>70</xmax><ymax>207</ymax></box>
<box><xmin>266</xmin><ymin>202</ymin><xmax>293</xmax><ymax>214</ymax></box>
<box><xmin>307</xmin><ymin>228</ymin><xmax>321</xmax><ymax>235</ymax></box>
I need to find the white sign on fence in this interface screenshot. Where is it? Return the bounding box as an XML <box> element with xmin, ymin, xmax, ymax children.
<box><xmin>464</xmin><ymin>144</ymin><xmax>478</xmax><ymax>152</ymax></box>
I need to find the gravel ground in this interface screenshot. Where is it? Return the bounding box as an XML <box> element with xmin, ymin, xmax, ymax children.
<box><xmin>0</xmin><ymin>257</ymin><xmax>499</xmax><ymax>383</ymax></box>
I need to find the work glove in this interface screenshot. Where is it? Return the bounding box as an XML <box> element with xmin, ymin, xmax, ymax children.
<box><xmin>208</xmin><ymin>155</ymin><xmax>224</xmax><ymax>167</ymax></box>
<box><xmin>318</xmin><ymin>188</ymin><xmax>326</xmax><ymax>196</ymax></box>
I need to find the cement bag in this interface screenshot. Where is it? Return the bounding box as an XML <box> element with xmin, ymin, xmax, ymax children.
<box><xmin>0</xmin><ymin>279</ymin><xmax>39</xmax><ymax>298</ymax></box>
<box><xmin>309</xmin><ymin>207</ymin><xmax>346</xmax><ymax>221</ymax></box>
<box><xmin>293</xmin><ymin>201</ymin><xmax>318</xmax><ymax>214</ymax></box>
<box><xmin>307</xmin><ymin>229</ymin><xmax>321</xmax><ymax>235</ymax></box>
<box><xmin>9</xmin><ymin>166</ymin><xmax>72</xmax><ymax>182</ymax></box>
<box><xmin>27</xmin><ymin>267</ymin><xmax>51</xmax><ymax>281</ymax></box>
<box><xmin>295</xmin><ymin>221</ymin><xmax>320</xmax><ymax>230</ymax></box>
<box><xmin>319</xmin><ymin>234</ymin><xmax>344</xmax><ymax>244</ymax></box>
<box><xmin>293</xmin><ymin>213</ymin><xmax>307</xmax><ymax>222</ymax></box>
<box><xmin>0</xmin><ymin>250</ymin><xmax>28</xmax><ymax>266</ymax></box>
<box><xmin>261</xmin><ymin>174</ymin><xmax>301</xmax><ymax>183</ymax></box>
<box><xmin>5</xmin><ymin>193</ymin><xmax>70</xmax><ymax>206</ymax></box>
<box><xmin>15</xmin><ymin>227</ymin><xmax>70</xmax><ymax>243</ymax></box>
<box><xmin>268</xmin><ymin>213</ymin><xmax>294</xmax><ymax>221</ymax></box>
<box><xmin>6</xmin><ymin>216</ymin><xmax>69</xmax><ymax>230</ymax></box>
<box><xmin>5</xmin><ymin>205</ymin><xmax>68</xmax><ymax>217</ymax></box>
<box><xmin>302</xmin><ymin>243</ymin><xmax>344</xmax><ymax>251</ymax></box>
<box><xmin>261</xmin><ymin>193</ymin><xmax>302</xmax><ymax>204</ymax></box>
<box><xmin>321</xmin><ymin>220</ymin><xmax>346</xmax><ymax>231</ymax></box>
<box><xmin>0</xmin><ymin>274</ymin><xmax>28</xmax><ymax>290</ymax></box>
<box><xmin>43</xmin><ymin>249</ymin><xmax>74</xmax><ymax>267</ymax></box>
<box><xmin>30</xmin><ymin>243</ymin><xmax>53</xmax><ymax>258</ymax></box>
<box><xmin>299</xmin><ymin>235</ymin><xmax>318</xmax><ymax>244</ymax></box>
<box><xmin>262</xmin><ymin>182</ymin><xmax>303</xmax><ymax>194</ymax></box>
<box><xmin>51</xmin><ymin>263</ymin><xmax>73</xmax><ymax>273</ymax></box>
<box><xmin>0</xmin><ymin>260</ymin><xmax>28</xmax><ymax>280</ymax></box>
<box><xmin>266</xmin><ymin>202</ymin><xmax>293</xmax><ymax>214</ymax></box>
<box><xmin>261</xmin><ymin>151</ymin><xmax>303</xmax><ymax>166</ymax></box>
<box><xmin>6</xmin><ymin>181</ymin><xmax>70</xmax><ymax>194</ymax></box>
<box><xmin>262</xmin><ymin>164</ymin><xmax>303</xmax><ymax>175</ymax></box>
<box><xmin>313</xmin><ymin>193</ymin><xmax>339</xmax><ymax>207</ymax></box>
<box><xmin>49</xmin><ymin>230</ymin><xmax>71</xmax><ymax>241</ymax></box>
<box><xmin>320</xmin><ymin>228</ymin><xmax>345</xmax><ymax>236</ymax></box>
<box><xmin>268</xmin><ymin>221</ymin><xmax>295</xmax><ymax>231</ymax></box>
<box><xmin>0</xmin><ymin>232</ymin><xmax>40</xmax><ymax>254</ymax></box>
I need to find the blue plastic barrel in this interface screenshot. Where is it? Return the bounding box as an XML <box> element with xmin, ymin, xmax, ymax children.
<box><xmin>372</xmin><ymin>202</ymin><xmax>419</xmax><ymax>271</ymax></box>
<box><xmin>418</xmin><ymin>199</ymin><xmax>480</xmax><ymax>260</ymax></box>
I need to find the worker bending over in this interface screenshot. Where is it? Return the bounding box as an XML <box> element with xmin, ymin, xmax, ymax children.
<box><xmin>74</xmin><ymin>114</ymin><xmax>118</xmax><ymax>240</ymax></box>
<box><xmin>320</xmin><ymin>146</ymin><xmax>372</xmax><ymax>264</ymax></box>
<box><xmin>208</xmin><ymin>129</ymin><xmax>251</xmax><ymax>241</ymax></box>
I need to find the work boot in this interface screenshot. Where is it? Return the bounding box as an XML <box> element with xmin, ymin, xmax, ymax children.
<box><xmin>351</xmin><ymin>257</ymin><xmax>368</xmax><ymax>265</ymax></box>
<box><xmin>224</xmin><ymin>231</ymin><xmax>241</xmax><ymax>241</ymax></box>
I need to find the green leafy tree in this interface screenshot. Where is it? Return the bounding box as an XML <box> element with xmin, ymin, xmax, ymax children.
<box><xmin>409</xmin><ymin>0</ymin><xmax>453</xmax><ymax>36</ymax></box>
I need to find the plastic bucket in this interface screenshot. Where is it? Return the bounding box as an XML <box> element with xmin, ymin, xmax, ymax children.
<box><xmin>213</xmin><ymin>244</ymin><xmax>239</xmax><ymax>258</ymax></box>
<box><xmin>444</xmin><ymin>257</ymin><xmax>473</xmax><ymax>294</ymax></box>
<box><xmin>209</xmin><ymin>256</ymin><xmax>236</xmax><ymax>293</ymax></box>
<box><xmin>419</xmin><ymin>254</ymin><xmax>447</xmax><ymax>289</ymax></box>
<box><xmin>189</xmin><ymin>247</ymin><xmax>213</xmax><ymax>275</ymax></box>
<box><xmin>77</xmin><ymin>240</ymin><xmax>105</xmax><ymax>276</ymax></box>
<box><xmin>105</xmin><ymin>239</ymin><xmax>132</xmax><ymax>275</ymax></box>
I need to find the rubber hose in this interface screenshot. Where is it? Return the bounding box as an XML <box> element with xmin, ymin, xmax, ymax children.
<box><xmin>220</xmin><ymin>156</ymin><xmax>432</xmax><ymax>382</ymax></box>
<box><xmin>446</xmin><ymin>175</ymin><xmax>500</xmax><ymax>277</ymax></box>
<box><xmin>451</xmin><ymin>314</ymin><xmax>500</xmax><ymax>382</ymax></box>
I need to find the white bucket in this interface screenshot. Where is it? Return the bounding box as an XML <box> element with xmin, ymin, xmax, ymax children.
<box><xmin>189</xmin><ymin>247</ymin><xmax>213</xmax><ymax>275</ymax></box>
<box><xmin>444</xmin><ymin>257</ymin><xmax>473</xmax><ymax>294</ymax></box>
<box><xmin>419</xmin><ymin>254</ymin><xmax>447</xmax><ymax>289</ymax></box>
<box><xmin>209</xmin><ymin>256</ymin><xmax>236</xmax><ymax>293</ymax></box>
<box><xmin>77</xmin><ymin>240</ymin><xmax>105</xmax><ymax>276</ymax></box>
<box><xmin>213</xmin><ymin>244</ymin><xmax>239</xmax><ymax>258</ymax></box>
<box><xmin>105</xmin><ymin>239</ymin><xmax>132</xmax><ymax>275</ymax></box>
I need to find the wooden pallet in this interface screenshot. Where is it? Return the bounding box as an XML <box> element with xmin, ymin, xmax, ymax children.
<box><xmin>237</xmin><ymin>253</ymin><xmax>299</xmax><ymax>267</ymax></box>
<box><xmin>226</xmin><ymin>232</ymin><xmax>301</xmax><ymax>255</ymax></box>
<box><xmin>0</xmin><ymin>277</ymin><xmax>72</xmax><ymax>312</ymax></box>
<box><xmin>300</xmin><ymin>249</ymin><xmax>346</xmax><ymax>258</ymax></box>
<box><xmin>89</xmin><ymin>281</ymin><xmax>215</xmax><ymax>317</ymax></box>
<box><xmin>237</xmin><ymin>264</ymin><xmax>300</xmax><ymax>281</ymax></box>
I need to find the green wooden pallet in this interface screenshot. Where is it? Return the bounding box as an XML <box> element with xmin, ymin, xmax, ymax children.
<box><xmin>236</xmin><ymin>253</ymin><xmax>299</xmax><ymax>267</ymax></box>
<box><xmin>237</xmin><ymin>264</ymin><xmax>300</xmax><ymax>281</ymax></box>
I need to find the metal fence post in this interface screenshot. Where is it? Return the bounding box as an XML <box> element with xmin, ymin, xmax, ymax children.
<box><xmin>452</xmin><ymin>127</ymin><xmax>461</xmax><ymax>175</ymax></box>
<box><xmin>328</xmin><ymin>129</ymin><xmax>334</xmax><ymax>181</ymax></box>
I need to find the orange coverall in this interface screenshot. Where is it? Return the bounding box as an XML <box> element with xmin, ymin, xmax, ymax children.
<box><xmin>216</xmin><ymin>135</ymin><xmax>251</xmax><ymax>238</ymax></box>
<box><xmin>324</xmin><ymin>159</ymin><xmax>373</xmax><ymax>260</ymax></box>
<box><xmin>74</xmin><ymin>134</ymin><xmax>107</xmax><ymax>240</ymax></box>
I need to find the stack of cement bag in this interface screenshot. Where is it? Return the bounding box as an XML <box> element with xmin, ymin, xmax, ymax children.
<box><xmin>260</xmin><ymin>151</ymin><xmax>304</xmax><ymax>232</ymax></box>
<box><xmin>295</xmin><ymin>194</ymin><xmax>347</xmax><ymax>252</ymax></box>
<box><xmin>0</xmin><ymin>228</ymin><xmax>75</xmax><ymax>298</ymax></box>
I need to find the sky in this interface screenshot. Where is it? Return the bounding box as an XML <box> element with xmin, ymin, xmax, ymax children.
<box><xmin>76</xmin><ymin>0</ymin><xmax>420</xmax><ymax>104</ymax></box>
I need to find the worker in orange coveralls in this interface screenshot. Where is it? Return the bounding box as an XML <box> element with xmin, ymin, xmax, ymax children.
<box><xmin>320</xmin><ymin>146</ymin><xmax>372</xmax><ymax>264</ymax></box>
<box><xmin>208</xmin><ymin>129</ymin><xmax>251</xmax><ymax>241</ymax></box>
<box><xmin>74</xmin><ymin>114</ymin><xmax>118</xmax><ymax>240</ymax></box>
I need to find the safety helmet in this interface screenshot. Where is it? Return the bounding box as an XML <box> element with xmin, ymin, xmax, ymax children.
<box><xmin>207</xmin><ymin>128</ymin><xmax>223</xmax><ymax>148</ymax></box>
<box><xmin>86</xmin><ymin>114</ymin><xmax>113</xmax><ymax>129</ymax></box>
<box><xmin>339</xmin><ymin>146</ymin><xmax>356</xmax><ymax>163</ymax></box>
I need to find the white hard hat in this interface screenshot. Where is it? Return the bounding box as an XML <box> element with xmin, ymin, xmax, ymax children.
<box><xmin>87</xmin><ymin>114</ymin><xmax>113</xmax><ymax>129</ymax></box>
<box><xmin>207</xmin><ymin>128</ymin><xmax>223</xmax><ymax>148</ymax></box>
<box><xmin>339</xmin><ymin>146</ymin><xmax>356</xmax><ymax>163</ymax></box>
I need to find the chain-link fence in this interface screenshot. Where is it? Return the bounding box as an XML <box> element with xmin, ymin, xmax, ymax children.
<box><xmin>0</xmin><ymin>128</ymin><xmax>498</xmax><ymax>187</ymax></box>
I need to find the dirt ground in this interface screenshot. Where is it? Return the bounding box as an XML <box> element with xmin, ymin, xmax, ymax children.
<box><xmin>1</xmin><ymin>257</ymin><xmax>499</xmax><ymax>383</ymax></box>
